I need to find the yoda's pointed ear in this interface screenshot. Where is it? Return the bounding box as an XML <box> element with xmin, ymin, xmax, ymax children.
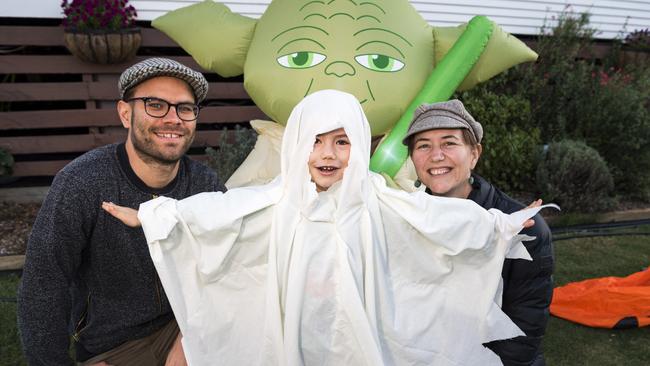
<box><xmin>432</xmin><ymin>20</ymin><xmax>538</xmax><ymax>91</ymax></box>
<box><xmin>153</xmin><ymin>0</ymin><xmax>256</xmax><ymax>77</ymax></box>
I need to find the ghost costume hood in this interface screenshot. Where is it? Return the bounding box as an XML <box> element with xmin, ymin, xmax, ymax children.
<box><xmin>138</xmin><ymin>90</ymin><xmax>547</xmax><ymax>365</ymax></box>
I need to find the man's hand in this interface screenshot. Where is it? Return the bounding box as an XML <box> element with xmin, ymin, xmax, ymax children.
<box><xmin>101</xmin><ymin>202</ymin><xmax>141</xmax><ymax>227</ymax></box>
<box><xmin>165</xmin><ymin>333</ymin><xmax>187</xmax><ymax>366</ymax></box>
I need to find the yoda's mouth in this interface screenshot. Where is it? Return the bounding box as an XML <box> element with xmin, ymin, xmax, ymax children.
<box><xmin>303</xmin><ymin>78</ymin><xmax>375</xmax><ymax>105</ymax></box>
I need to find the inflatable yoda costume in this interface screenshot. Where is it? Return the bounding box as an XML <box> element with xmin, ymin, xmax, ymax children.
<box><xmin>133</xmin><ymin>90</ymin><xmax>547</xmax><ymax>365</ymax></box>
<box><xmin>153</xmin><ymin>0</ymin><xmax>537</xmax><ymax>187</ymax></box>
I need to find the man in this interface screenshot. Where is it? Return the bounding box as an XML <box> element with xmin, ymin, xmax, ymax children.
<box><xmin>403</xmin><ymin>100</ymin><xmax>554</xmax><ymax>366</ymax></box>
<box><xmin>18</xmin><ymin>58</ymin><xmax>224</xmax><ymax>365</ymax></box>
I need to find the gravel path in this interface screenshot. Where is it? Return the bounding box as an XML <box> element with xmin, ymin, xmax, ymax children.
<box><xmin>0</xmin><ymin>202</ymin><xmax>40</xmax><ymax>256</ymax></box>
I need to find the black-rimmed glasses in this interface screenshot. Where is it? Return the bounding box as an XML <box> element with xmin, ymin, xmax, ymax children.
<box><xmin>126</xmin><ymin>97</ymin><xmax>200</xmax><ymax>122</ymax></box>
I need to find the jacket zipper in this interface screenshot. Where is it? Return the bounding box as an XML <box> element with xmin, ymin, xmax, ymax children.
<box><xmin>72</xmin><ymin>294</ymin><xmax>91</xmax><ymax>342</ymax></box>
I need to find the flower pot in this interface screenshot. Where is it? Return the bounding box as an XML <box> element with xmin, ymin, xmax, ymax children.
<box><xmin>63</xmin><ymin>28</ymin><xmax>142</xmax><ymax>64</ymax></box>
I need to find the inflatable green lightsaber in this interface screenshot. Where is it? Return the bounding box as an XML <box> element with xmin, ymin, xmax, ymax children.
<box><xmin>369</xmin><ymin>16</ymin><xmax>494</xmax><ymax>177</ymax></box>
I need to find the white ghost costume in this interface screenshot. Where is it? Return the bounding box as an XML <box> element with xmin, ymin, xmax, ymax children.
<box><xmin>138</xmin><ymin>90</ymin><xmax>547</xmax><ymax>366</ymax></box>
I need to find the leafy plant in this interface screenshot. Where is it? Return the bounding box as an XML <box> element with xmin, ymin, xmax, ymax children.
<box><xmin>61</xmin><ymin>0</ymin><xmax>137</xmax><ymax>31</ymax></box>
<box><xmin>205</xmin><ymin>125</ymin><xmax>257</xmax><ymax>182</ymax></box>
<box><xmin>625</xmin><ymin>28</ymin><xmax>650</xmax><ymax>51</ymax></box>
<box><xmin>536</xmin><ymin>140</ymin><xmax>616</xmax><ymax>213</ymax></box>
<box><xmin>457</xmin><ymin>79</ymin><xmax>541</xmax><ymax>193</ymax></box>
<box><xmin>477</xmin><ymin>9</ymin><xmax>650</xmax><ymax>202</ymax></box>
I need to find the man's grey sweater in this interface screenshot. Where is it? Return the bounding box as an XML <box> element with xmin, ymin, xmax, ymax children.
<box><xmin>17</xmin><ymin>143</ymin><xmax>224</xmax><ymax>365</ymax></box>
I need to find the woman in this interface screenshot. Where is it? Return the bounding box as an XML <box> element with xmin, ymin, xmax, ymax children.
<box><xmin>104</xmin><ymin>90</ymin><xmax>546</xmax><ymax>366</ymax></box>
<box><xmin>403</xmin><ymin>99</ymin><xmax>554</xmax><ymax>366</ymax></box>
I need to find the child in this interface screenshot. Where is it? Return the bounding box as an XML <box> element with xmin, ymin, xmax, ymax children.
<box><xmin>103</xmin><ymin>90</ymin><xmax>546</xmax><ymax>366</ymax></box>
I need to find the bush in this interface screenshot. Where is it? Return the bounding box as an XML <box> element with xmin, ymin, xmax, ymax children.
<box><xmin>458</xmin><ymin>80</ymin><xmax>541</xmax><ymax>193</ymax></box>
<box><xmin>625</xmin><ymin>28</ymin><xmax>650</xmax><ymax>52</ymax></box>
<box><xmin>568</xmin><ymin>68</ymin><xmax>650</xmax><ymax>200</ymax></box>
<box><xmin>536</xmin><ymin>140</ymin><xmax>616</xmax><ymax>213</ymax></box>
<box><xmin>505</xmin><ymin>12</ymin><xmax>601</xmax><ymax>142</ymax></box>
<box><xmin>482</xmin><ymin>10</ymin><xmax>650</xmax><ymax>201</ymax></box>
<box><xmin>205</xmin><ymin>125</ymin><xmax>257</xmax><ymax>183</ymax></box>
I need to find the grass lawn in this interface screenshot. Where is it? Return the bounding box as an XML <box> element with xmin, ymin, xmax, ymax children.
<box><xmin>1</xmin><ymin>234</ymin><xmax>649</xmax><ymax>365</ymax></box>
<box><xmin>0</xmin><ymin>272</ymin><xmax>24</xmax><ymax>366</ymax></box>
<box><xmin>544</xmin><ymin>233</ymin><xmax>650</xmax><ymax>366</ymax></box>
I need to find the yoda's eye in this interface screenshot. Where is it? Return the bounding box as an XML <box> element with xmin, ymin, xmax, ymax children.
<box><xmin>355</xmin><ymin>54</ymin><xmax>405</xmax><ymax>72</ymax></box>
<box><xmin>277</xmin><ymin>52</ymin><xmax>326</xmax><ymax>69</ymax></box>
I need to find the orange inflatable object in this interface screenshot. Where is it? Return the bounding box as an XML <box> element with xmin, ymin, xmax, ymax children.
<box><xmin>551</xmin><ymin>267</ymin><xmax>650</xmax><ymax>328</ymax></box>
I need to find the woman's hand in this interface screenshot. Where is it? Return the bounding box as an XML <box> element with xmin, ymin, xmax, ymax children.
<box><xmin>102</xmin><ymin>202</ymin><xmax>141</xmax><ymax>227</ymax></box>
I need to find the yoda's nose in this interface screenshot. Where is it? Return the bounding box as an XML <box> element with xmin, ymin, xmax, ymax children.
<box><xmin>325</xmin><ymin>61</ymin><xmax>356</xmax><ymax>77</ymax></box>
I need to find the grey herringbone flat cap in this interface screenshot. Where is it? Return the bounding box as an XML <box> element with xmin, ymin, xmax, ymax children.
<box><xmin>402</xmin><ymin>99</ymin><xmax>483</xmax><ymax>145</ymax></box>
<box><xmin>118</xmin><ymin>57</ymin><xmax>209</xmax><ymax>103</ymax></box>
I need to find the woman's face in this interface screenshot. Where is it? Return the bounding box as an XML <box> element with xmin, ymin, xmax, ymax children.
<box><xmin>410</xmin><ymin>128</ymin><xmax>480</xmax><ymax>198</ymax></box>
<box><xmin>308</xmin><ymin>128</ymin><xmax>351</xmax><ymax>192</ymax></box>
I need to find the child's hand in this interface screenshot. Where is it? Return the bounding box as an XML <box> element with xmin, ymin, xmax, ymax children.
<box><xmin>522</xmin><ymin>199</ymin><xmax>542</xmax><ymax>228</ymax></box>
<box><xmin>102</xmin><ymin>202</ymin><xmax>141</xmax><ymax>227</ymax></box>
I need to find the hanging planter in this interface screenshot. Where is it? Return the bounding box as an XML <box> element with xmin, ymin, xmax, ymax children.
<box><xmin>63</xmin><ymin>28</ymin><xmax>141</xmax><ymax>64</ymax></box>
<box><xmin>61</xmin><ymin>0</ymin><xmax>140</xmax><ymax>64</ymax></box>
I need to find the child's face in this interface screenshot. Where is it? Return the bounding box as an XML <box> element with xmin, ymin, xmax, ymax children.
<box><xmin>308</xmin><ymin>128</ymin><xmax>351</xmax><ymax>192</ymax></box>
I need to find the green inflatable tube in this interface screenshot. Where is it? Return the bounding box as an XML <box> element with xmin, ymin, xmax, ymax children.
<box><xmin>369</xmin><ymin>16</ymin><xmax>494</xmax><ymax>177</ymax></box>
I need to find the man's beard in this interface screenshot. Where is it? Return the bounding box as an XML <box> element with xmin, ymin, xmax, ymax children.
<box><xmin>129</xmin><ymin>112</ymin><xmax>195</xmax><ymax>166</ymax></box>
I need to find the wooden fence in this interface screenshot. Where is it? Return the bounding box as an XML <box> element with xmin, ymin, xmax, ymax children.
<box><xmin>0</xmin><ymin>24</ymin><xmax>266</xmax><ymax>179</ymax></box>
<box><xmin>1</xmin><ymin>23</ymin><xmax>635</xmax><ymax>180</ymax></box>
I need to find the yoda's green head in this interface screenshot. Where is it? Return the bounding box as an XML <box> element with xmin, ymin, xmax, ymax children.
<box><xmin>244</xmin><ymin>0</ymin><xmax>432</xmax><ymax>135</ymax></box>
<box><xmin>154</xmin><ymin>0</ymin><xmax>536</xmax><ymax>136</ymax></box>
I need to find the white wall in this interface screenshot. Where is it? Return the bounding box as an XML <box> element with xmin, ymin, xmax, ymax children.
<box><xmin>2</xmin><ymin>0</ymin><xmax>649</xmax><ymax>39</ymax></box>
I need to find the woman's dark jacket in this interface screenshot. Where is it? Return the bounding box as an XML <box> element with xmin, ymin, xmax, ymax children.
<box><xmin>427</xmin><ymin>173</ymin><xmax>554</xmax><ymax>366</ymax></box>
<box><xmin>470</xmin><ymin>174</ymin><xmax>554</xmax><ymax>366</ymax></box>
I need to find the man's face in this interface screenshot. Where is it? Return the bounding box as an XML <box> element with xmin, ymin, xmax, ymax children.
<box><xmin>244</xmin><ymin>0</ymin><xmax>433</xmax><ymax>136</ymax></box>
<box><xmin>308</xmin><ymin>128</ymin><xmax>351</xmax><ymax>192</ymax></box>
<box><xmin>121</xmin><ymin>76</ymin><xmax>197</xmax><ymax>165</ymax></box>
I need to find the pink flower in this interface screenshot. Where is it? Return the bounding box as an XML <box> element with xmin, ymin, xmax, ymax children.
<box><xmin>61</xmin><ymin>0</ymin><xmax>137</xmax><ymax>30</ymax></box>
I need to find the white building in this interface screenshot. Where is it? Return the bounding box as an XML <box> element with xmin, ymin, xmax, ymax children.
<box><xmin>1</xmin><ymin>0</ymin><xmax>649</xmax><ymax>39</ymax></box>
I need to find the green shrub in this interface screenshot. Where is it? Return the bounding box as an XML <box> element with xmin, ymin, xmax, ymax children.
<box><xmin>482</xmin><ymin>10</ymin><xmax>650</xmax><ymax>201</ymax></box>
<box><xmin>507</xmin><ymin>12</ymin><xmax>597</xmax><ymax>142</ymax></box>
<box><xmin>624</xmin><ymin>28</ymin><xmax>650</xmax><ymax>52</ymax></box>
<box><xmin>536</xmin><ymin>140</ymin><xmax>616</xmax><ymax>213</ymax></box>
<box><xmin>457</xmin><ymin>79</ymin><xmax>541</xmax><ymax>194</ymax></box>
<box><xmin>567</xmin><ymin>68</ymin><xmax>650</xmax><ymax>200</ymax></box>
<box><xmin>205</xmin><ymin>125</ymin><xmax>257</xmax><ymax>182</ymax></box>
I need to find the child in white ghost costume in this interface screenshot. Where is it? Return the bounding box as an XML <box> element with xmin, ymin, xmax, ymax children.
<box><xmin>103</xmin><ymin>90</ymin><xmax>548</xmax><ymax>366</ymax></box>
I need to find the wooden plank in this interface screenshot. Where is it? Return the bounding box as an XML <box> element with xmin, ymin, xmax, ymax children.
<box><xmin>0</xmin><ymin>130</ymin><xmax>231</xmax><ymax>154</ymax></box>
<box><xmin>12</xmin><ymin>160</ymin><xmax>69</xmax><ymax>177</ymax></box>
<box><xmin>0</xmin><ymin>109</ymin><xmax>121</xmax><ymax>129</ymax></box>
<box><xmin>200</xmin><ymin>106</ymin><xmax>267</xmax><ymax>123</ymax></box>
<box><xmin>12</xmin><ymin>154</ymin><xmax>211</xmax><ymax>177</ymax></box>
<box><xmin>0</xmin><ymin>106</ymin><xmax>266</xmax><ymax>130</ymax></box>
<box><xmin>0</xmin><ymin>55</ymin><xmax>206</xmax><ymax>74</ymax></box>
<box><xmin>1</xmin><ymin>133</ymin><xmax>129</xmax><ymax>154</ymax></box>
<box><xmin>0</xmin><ymin>26</ymin><xmax>179</xmax><ymax>48</ymax></box>
<box><xmin>0</xmin><ymin>26</ymin><xmax>64</xmax><ymax>46</ymax></box>
<box><xmin>141</xmin><ymin>28</ymin><xmax>180</xmax><ymax>47</ymax></box>
<box><xmin>522</xmin><ymin>39</ymin><xmax>612</xmax><ymax>60</ymax></box>
<box><xmin>0</xmin><ymin>81</ymin><xmax>250</xmax><ymax>102</ymax></box>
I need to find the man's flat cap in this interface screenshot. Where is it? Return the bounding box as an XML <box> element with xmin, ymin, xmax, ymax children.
<box><xmin>118</xmin><ymin>57</ymin><xmax>209</xmax><ymax>103</ymax></box>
